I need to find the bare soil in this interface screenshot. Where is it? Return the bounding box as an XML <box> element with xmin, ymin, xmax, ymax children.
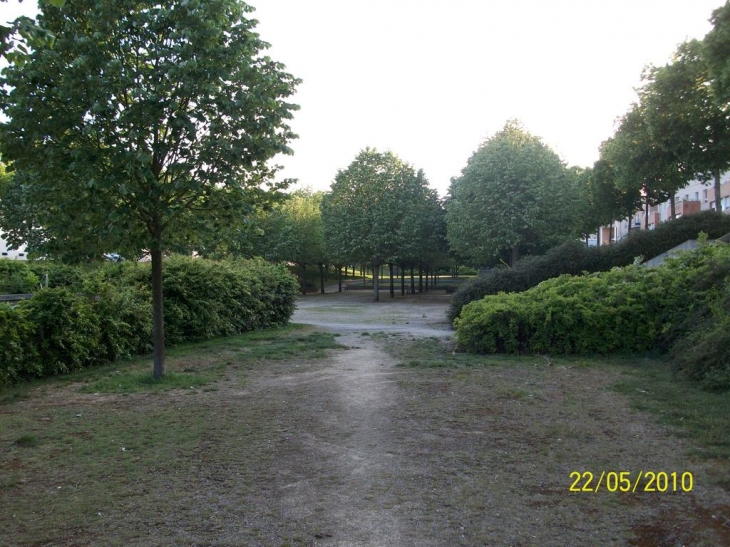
<box><xmin>2</xmin><ymin>290</ymin><xmax>729</xmax><ymax>546</ymax></box>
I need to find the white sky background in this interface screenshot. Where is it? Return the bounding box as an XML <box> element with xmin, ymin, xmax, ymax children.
<box><xmin>2</xmin><ymin>0</ymin><xmax>726</xmax><ymax>197</ymax></box>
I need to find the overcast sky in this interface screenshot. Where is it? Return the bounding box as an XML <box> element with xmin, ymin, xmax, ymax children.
<box><xmin>3</xmin><ymin>0</ymin><xmax>726</xmax><ymax>196</ymax></box>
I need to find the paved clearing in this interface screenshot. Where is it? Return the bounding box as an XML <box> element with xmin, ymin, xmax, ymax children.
<box><xmin>2</xmin><ymin>290</ymin><xmax>730</xmax><ymax>546</ymax></box>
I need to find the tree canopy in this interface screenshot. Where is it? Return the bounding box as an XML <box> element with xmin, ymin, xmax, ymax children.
<box><xmin>0</xmin><ymin>0</ymin><xmax>299</xmax><ymax>377</ymax></box>
<box><xmin>446</xmin><ymin>121</ymin><xmax>581</xmax><ymax>266</ymax></box>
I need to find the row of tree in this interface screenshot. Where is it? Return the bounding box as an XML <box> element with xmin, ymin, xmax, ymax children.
<box><xmin>233</xmin><ymin>149</ymin><xmax>448</xmax><ymax>301</ymax></box>
<box><xmin>589</xmin><ymin>3</ymin><xmax>730</xmax><ymax>235</ymax></box>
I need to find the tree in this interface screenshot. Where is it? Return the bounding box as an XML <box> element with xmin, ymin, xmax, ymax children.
<box><xmin>602</xmin><ymin>104</ymin><xmax>686</xmax><ymax>225</ymax></box>
<box><xmin>446</xmin><ymin>120</ymin><xmax>580</xmax><ymax>266</ymax></box>
<box><xmin>249</xmin><ymin>189</ymin><xmax>327</xmax><ymax>294</ymax></box>
<box><xmin>0</xmin><ymin>0</ymin><xmax>299</xmax><ymax>378</ymax></box>
<box><xmin>321</xmin><ymin>149</ymin><xmax>419</xmax><ymax>301</ymax></box>
<box><xmin>703</xmin><ymin>1</ymin><xmax>730</xmax><ymax>107</ymax></box>
<box><xmin>0</xmin><ymin>0</ymin><xmax>65</xmax><ymax>65</ymax></box>
<box><xmin>641</xmin><ymin>39</ymin><xmax>730</xmax><ymax>212</ymax></box>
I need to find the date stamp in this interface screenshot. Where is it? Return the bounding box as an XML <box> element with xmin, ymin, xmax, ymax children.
<box><xmin>569</xmin><ymin>471</ymin><xmax>694</xmax><ymax>493</ymax></box>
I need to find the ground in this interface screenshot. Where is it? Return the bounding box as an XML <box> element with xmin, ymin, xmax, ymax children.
<box><xmin>1</xmin><ymin>290</ymin><xmax>729</xmax><ymax>546</ymax></box>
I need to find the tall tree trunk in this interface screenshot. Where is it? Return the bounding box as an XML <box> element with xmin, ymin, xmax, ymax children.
<box><xmin>389</xmin><ymin>263</ymin><xmax>395</xmax><ymax>298</ymax></box>
<box><xmin>319</xmin><ymin>263</ymin><xmax>325</xmax><ymax>294</ymax></box>
<box><xmin>510</xmin><ymin>246</ymin><xmax>519</xmax><ymax>266</ymax></box>
<box><xmin>362</xmin><ymin>265</ymin><xmax>366</xmax><ymax>288</ymax></box>
<box><xmin>714</xmin><ymin>169</ymin><xmax>722</xmax><ymax>212</ymax></box>
<box><xmin>669</xmin><ymin>191</ymin><xmax>676</xmax><ymax>219</ymax></box>
<box><xmin>151</xmin><ymin>245</ymin><xmax>165</xmax><ymax>379</ymax></box>
<box><xmin>400</xmin><ymin>266</ymin><xmax>405</xmax><ymax>296</ymax></box>
<box><xmin>418</xmin><ymin>263</ymin><xmax>423</xmax><ymax>293</ymax></box>
<box><xmin>338</xmin><ymin>266</ymin><xmax>342</xmax><ymax>292</ymax></box>
<box><xmin>373</xmin><ymin>263</ymin><xmax>380</xmax><ymax>301</ymax></box>
<box><xmin>644</xmin><ymin>194</ymin><xmax>650</xmax><ymax>230</ymax></box>
<box><xmin>410</xmin><ymin>266</ymin><xmax>415</xmax><ymax>294</ymax></box>
<box><xmin>425</xmin><ymin>267</ymin><xmax>429</xmax><ymax>292</ymax></box>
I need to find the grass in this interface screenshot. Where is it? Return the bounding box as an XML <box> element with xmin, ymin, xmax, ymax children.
<box><xmin>388</xmin><ymin>336</ymin><xmax>730</xmax><ymax>461</ymax></box>
<box><xmin>0</xmin><ymin>323</ymin><xmax>343</xmax><ymax>546</ymax></box>
<box><xmin>0</xmin><ymin>324</ymin><xmax>343</xmax><ymax>397</ymax></box>
<box><xmin>613</xmin><ymin>359</ymin><xmax>730</xmax><ymax>461</ymax></box>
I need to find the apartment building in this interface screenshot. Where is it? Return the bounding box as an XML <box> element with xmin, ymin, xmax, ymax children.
<box><xmin>599</xmin><ymin>173</ymin><xmax>730</xmax><ymax>245</ymax></box>
<box><xmin>0</xmin><ymin>233</ymin><xmax>27</xmax><ymax>260</ymax></box>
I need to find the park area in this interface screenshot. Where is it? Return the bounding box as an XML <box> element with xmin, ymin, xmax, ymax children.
<box><xmin>1</xmin><ymin>289</ymin><xmax>729</xmax><ymax>546</ymax></box>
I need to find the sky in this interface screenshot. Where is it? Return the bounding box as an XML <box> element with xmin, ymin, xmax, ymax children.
<box><xmin>2</xmin><ymin>0</ymin><xmax>727</xmax><ymax>197</ymax></box>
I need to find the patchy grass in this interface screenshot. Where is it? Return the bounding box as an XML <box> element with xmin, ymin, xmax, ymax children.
<box><xmin>614</xmin><ymin>360</ymin><xmax>730</xmax><ymax>461</ymax></box>
<box><xmin>0</xmin><ymin>323</ymin><xmax>343</xmax><ymax>546</ymax></box>
<box><xmin>388</xmin><ymin>336</ymin><xmax>730</xmax><ymax>463</ymax></box>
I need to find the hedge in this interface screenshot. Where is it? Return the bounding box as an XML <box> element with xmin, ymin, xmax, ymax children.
<box><xmin>0</xmin><ymin>256</ymin><xmax>299</xmax><ymax>385</ymax></box>
<box><xmin>448</xmin><ymin>211</ymin><xmax>730</xmax><ymax>323</ymax></box>
<box><xmin>454</xmin><ymin>241</ymin><xmax>730</xmax><ymax>391</ymax></box>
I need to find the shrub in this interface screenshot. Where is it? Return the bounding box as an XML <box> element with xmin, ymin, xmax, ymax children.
<box><xmin>0</xmin><ymin>261</ymin><xmax>38</xmax><ymax>294</ymax></box>
<box><xmin>455</xmin><ymin>242</ymin><xmax>730</xmax><ymax>392</ymax></box>
<box><xmin>21</xmin><ymin>288</ymin><xmax>103</xmax><ymax>376</ymax></box>
<box><xmin>0</xmin><ymin>304</ymin><xmax>41</xmax><ymax>384</ymax></box>
<box><xmin>449</xmin><ymin>211</ymin><xmax>730</xmax><ymax>323</ymax></box>
<box><xmin>0</xmin><ymin>256</ymin><xmax>299</xmax><ymax>386</ymax></box>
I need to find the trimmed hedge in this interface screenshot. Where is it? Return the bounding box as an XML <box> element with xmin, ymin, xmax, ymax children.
<box><xmin>448</xmin><ymin>211</ymin><xmax>730</xmax><ymax>323</ymax></box>
<box><xmin>0</xmin><ymin>257</ymin><xmax>299</xmax><ymax>385</ymax></box>
<box><xmin>455</xmin><ymin>241</ymin><xmax>730</xmax><ymax>391</ymax></box>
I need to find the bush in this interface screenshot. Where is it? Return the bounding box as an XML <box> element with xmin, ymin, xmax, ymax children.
<box><xmin>0</xmin><ymin>304</ymin><xmax>41</xmax><ymax>384</ymax></box>
<box><xmin>103</xmin><ymin>256</ymin><xmax>299</xmax><ymax>345</ymax></box>
<box><xmin>0</xmin><ymin>256</ymin><xmax>299</xmax><ymax>386</ymax></box>
<box><xmin>449</xmin><ymin>211</ymin><xmax>730</xmax><ymax>323</ymax></box>
<box><xmin>0</xmin><ymin>261</ymin><xmax>38</xmax><ymax>294</ymax></box>
<box><xmin>455</xmin><ymin>242</ymin><xmax>730</xmax><ymax>391</ymax></box>
<box><xmin>21</xmin><ymin>288</ymin><xmax>103</xmax><ymax>376</ymax></box>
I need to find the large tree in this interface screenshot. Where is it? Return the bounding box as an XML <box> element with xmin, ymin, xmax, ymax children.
<box><xmin>249</xmin><ymin>189</ymin><xmax>327</xmax><ymax>294</ymax></box>
<box><xmin>602</xmin><ymin>104</ymin><xmax>686</xmax><ymax>225</ymax></box>
<box><xmin>641</xmin><ymin>39</ymin><xmax>730</xmax><ymax>212</ymax></box>
<box><xmin>321</xmin><ymin>149</ymin><xmax>420</xmax><ymax>301</ymax></box>
<box><xmin>446</xmin><ymin>120</ymin><xmax>580</xmax><ymax>266</ymax></box>
<box><xmin>0</xmin><ymin>0</ymin><xmax>299</xmax><ymax>377</ymax></box>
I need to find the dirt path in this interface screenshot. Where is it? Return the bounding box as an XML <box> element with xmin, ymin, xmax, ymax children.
<box><xmin>269</xmin><ymin>291</ymin><xmax>730</xmax><ymax>546</ymax></box>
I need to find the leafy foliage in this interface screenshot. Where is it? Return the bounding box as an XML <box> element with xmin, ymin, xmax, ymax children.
<box><xmin>446</xmin><ymin>120</ymin><xmax>582</xmax><ymax>266</ymax></box>
<box><xmin>454</xmin><ymin>241</ymin><xmax>730</xmax><ymax>391</ymax></box>
<box><xmin>448</xmin><ymin>210</ymin><xmax>730</xmax><ymax>322</ymax></box>
<box><xmin>0</xmin><ymin>257</ymin><xmax>299</xmax><ymax>386</ymax></box>
<box><xmin>0</xmin><ymin>0</ymin><xmax>300</xmax><ymax>376</ymax></box>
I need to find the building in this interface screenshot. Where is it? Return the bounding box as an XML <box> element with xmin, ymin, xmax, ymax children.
<box><xmin>599</xmin><ymin>173</ymin><xmax>730</xmax><ymax>245</ymax></box>
<box><xmin>0</xmin><ymin>233</ymin><xmax>27</xmax><ymax>260</ymax></box>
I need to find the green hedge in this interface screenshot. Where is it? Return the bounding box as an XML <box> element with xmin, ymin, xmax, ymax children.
<box><xmin>454</xmin><ymin>241</ymin><xmax>730</xmax><ymax>390</ymax></box>
<box><xmin>0</xmin><ymin>257</ymin><xmax>299</xmax><ymax>385</ymax></box>
<box><xmin>448</xmin><ymin>211</ymin><xmax>730</xmax><ymax>323</ymax></box>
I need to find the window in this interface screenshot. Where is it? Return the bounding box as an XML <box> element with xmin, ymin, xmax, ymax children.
<box><xmin>695</xmin><ymin>192</ymin><xmax>699</xmax><ymax>201</ymax></box>
<box><xmin>703</xmin><ymin>189</ymin><xmax>708</xmax><ymax>202</ymax></box>
<box><xmin>711</xmin><ymin>201</ymin><xmax>716</xmax><ymax>210</ymax></box>
<box><xmin>723</xmin><ymin>196</ymin><xmax>730</xmax><ymax>211</ymax></box>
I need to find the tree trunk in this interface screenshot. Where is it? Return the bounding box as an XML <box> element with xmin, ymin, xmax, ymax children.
<box><xmin>714</xmin><ymin>169</ymin><xmax>722</xmax><ymax>212</ymax></box>
<box><xmin>319</xmin><ymin>263</ymin><xmax>325</xmax><ymax>294</ymax></box>
<box><xmin>373</xmin><ymin>264</ymin><xmax>380</xmax><ymax>301</ymax></box>
<box><xmin>410</xmin><ymin>266</ymin><xmax>415</xmax><ymax>294</ymax></box>
<box><xmin>338</xmin><ymin>266</ymin><xmax>342</xmax><ymax>292</ymax></box>
<box><xmin>151</xmin><ymin>245</ymin><xmax>165</xmax><ymax>379</ymax></box>
<box><xmin>362</xmin><ymin>265</ymin><xmax>366</xmax><ymax>288</ymax></box>
<box><xmin>401</xmin><ymin>266</ymin><xmax>405</xmax><ymax>296</ymax></box>
<box><xmin>510</xmin><ymin>246</ymin><xmax>519</xmax><ymax>266</ymax></box>
<box><xmin>389</xmin><ymin>263</ymin><xmax>395</xmax><ymax>298</ymax></box>
<box><xmin>644</xmin><ymin>194</ymin><xmax>650</xmax><ymax>230</ymax></box>
<box><xmin>301</xmin><ymin>264</ymin><xmax>307</xmax><ymax>295</ymax></box>
<box><xmin>425</xmin><ymin>267</ymin><xmax>429</xmax><ymax>292</ymax></box>
<box><xmin>418</xmin><ymin>264</ymin><xmax>423</xmax><ymax>293</ymax></box>
<box><xmin>669</xmin><ymin>191</ymin><xmax>676</xmax><ymax>219</ymax></box>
